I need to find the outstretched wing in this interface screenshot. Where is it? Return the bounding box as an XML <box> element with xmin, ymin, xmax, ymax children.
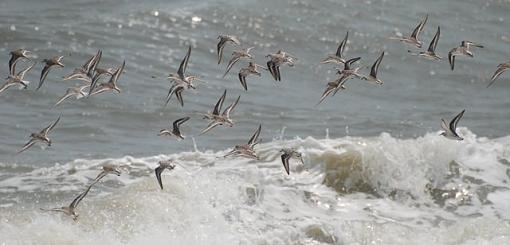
<box><xmin>222</xmin><ymin>95</ymin><xmax>240</xmax><ymax>118</ymax></box>
<box><xmin>450</xmin><ymin>109</ymin><xmax>465</xmax><ymax>131</ymax></box>
<box><xmin>427</xmin><ymin>26</ymin><xmax>440</xmax><ymax>53</ymax></box>
<box><xmin>247</xmin><ymin>124</ymin><xmax>262</xmax><ymax>146</ymax></box>
<box><xmin>370</xmin><ymin>52</ymin><xmax>384</xmax><ymax>78</ymax></box>
<box><xmin>411</xmin><ymin>14</ymin><xmax>428</xmax><ymax>39</ymax></box>
<box><xmin>155</xmin><ymin>166</ymin><xmax>165</xmax><ymax>190</ymax></box>
<box><xmin>42</xmin><ymin>115</ymin><xmax>61</xmax><ymax>135</ymax></box>
<box><xmin>172</xmin><ymin>116</ymin><xmax>190</xmax><ymax>133</ymax></box>
<box><xmin>336</xmin><ymin>31</ymin><xmax>349</xmax><ymax>58</ymax></box>
<box><xmin>178</xmin><ymin>45</ymin><xmax>192</xmax><ymax>80</ymax></box>
<box><xmin>213</xmin><ymin>90</ymin><xmax>227</xmax><ymax>116</ymax></box>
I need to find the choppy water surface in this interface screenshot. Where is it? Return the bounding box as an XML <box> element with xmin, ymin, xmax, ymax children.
<box><xmin>1</xmin><ymin>0</ymin><xmax>510</xmax><ymax>244</ymax></box>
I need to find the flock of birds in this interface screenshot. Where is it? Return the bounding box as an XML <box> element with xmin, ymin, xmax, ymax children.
<box><xmin>3</xmin><ymin>13</ymin><xmax>510</xmax><ymax>221</ymax></box>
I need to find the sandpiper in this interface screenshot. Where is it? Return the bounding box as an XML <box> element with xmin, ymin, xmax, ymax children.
<box><xmin>158</xmin><ymin>116</ymin><xmax>190</xmax><ymax>140</ymax></box>
<box><xmin>154</xmin><ymin>159</ymin><xmax>176</xmax><ymax>190</ymax></box>
<box><xmin>280</xmin><ymin>148</ymin><xmax>304</xmax><ymax>175</ymax></box>
<box><xmin>200</xmin><ymin>89</ymin><xmax>240</xmax><ymax>135</ymax></box>
<box><xmin>217</xmin><ymin>35</ymin><xmax>241</xmax><ymax>64</ymax></box>
<box><xmin>448</xmin><ymin>41</ymin><xmax>483</xmax><ymax>70</ymax></box>
<box><xmin>37</xmin><ymin>56</ymin><xmax>65</xmax><ymax>91</ymax></box>
<box><xmin>317</xmin><ymin>76</ymin><xmax>348</xmax><ymax>105</ymax></box>
<box><xmin>40</xmin><ymin>183</ymin><xmax>93</xmax><ymax>221</ymax></box>
<box><xmin>166</xmin><ymin>45</ymin><xmax>199</xmax><ymax>107</ymax></box>
<box><xmin>9</xmin><ymin>49</ymin><xmax>32</xmax><ymax>76</ymax></box>
<box><xmin>88</xmin><ymin>67</ymin><xmax>115</xmax><ymax>96</ymax></box>
<box><xmin>336</xmin><ymin>56</ymin><xmax>363</xmax><ymax>79</ymax></box>
<box><xmin>266</xmin><ymin>50</ymin><xmax>296</xmax><ymax>81</ymax></box>
<box><xmin>224</xmin><ymin>124</ymin><xmax>261</xmax><ymax>159</ymax></box>
<box><xmin>440</xmin><ymin>110</ymin><xmax>465</xmax><ymax>141</ymax></box>
<box><xmin>0</xmin><ymin>61</ymin><xmax>36</xmax><ymax>94</ymax></box>
<box><xmin>222</xmin><ymin>47</ymin><xmax>254</xmax><ymax>78</ymax></box>
<box><xmin>53</xmin><ymin>84</ymin><xmax>90</xmax><ymax>107</ymax></box>
<box><xmin>89</xmin><ymin>61</ymin><xmax>125</xmax><ymax>96</ymax></box>
<box><xmin>486</xmin><ymin>62</ymin><xmax>510</xmax><ymax>88</ymax></box>
<box><xmin>362</xmin><ymin>52</ymin><xmax>385</xmax><ymax>85</ymax></box>
<box><xmin>91</xmin><ymin>164</ymin><xmax>121</xmax><ymax>185</ymax></box>
<box><xmin>62</xmin><ymin>50</ymin><xmax>102</xmax><ymax>83</ymax></box>
<box><xmin>17</xmin><ymin>115</ymin><xmax>61</xmax><ymax>154</ymax></box>
<box><xmin>321</xmin><ymin>31</ymin><xmax>349</xmax><ymax>65</ymax></box>
<box><xmin>238</xmin><ymin>62</ymin><xmax>264</xmax><ymax>91</ymax></box>
<box><xmin>389</xmin><ymin>14</ymin><xmax>428</xmax><ymax>48</ymax></box>
<box><xmin>409</xmin><ymin>26</ymin><xmax>441</xmax><ymax>60</ymax></box>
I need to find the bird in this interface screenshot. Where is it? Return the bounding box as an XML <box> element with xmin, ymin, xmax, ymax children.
<box><xmin>321</xmin><ymin>31</ymin><xmax>349</xmax><ymax>65</ymax></box>
<box><xmin>17</xmin><ymin>115</ymin><xmax>61</xmax><ymax>154</ymax></box>
<box><xmin>166</xmin><ymin>45</ymin><xmax>200</xmax><ymax>106</ymax></box>
<box><xmin>0</xmin><ymin>61</ymin><xmax>36</xmax><ymax>94</ymax></box>
<box><xmin>90</xmin><ymin>164</ymin><xmax>121</xmax><ymax>185</ymax></box>
<box><xmin>389</xmin><ymin>14</ymin><xmax>428</xmax><ymax>48</ymax></box>
<box><xmin>40</xmin><ymin>182</ymin><xmax>93</xmax><ymax>221</ymax></box>
<box><xmin>409</xmin><ymin>26</ymin><xmax>441</xmax><ymax>60</ymax></box>
<box><xmin>89</xmin><ymin>61</ymin><xmax>125</xmax><ymax>96</ymax></box>
<box><xmin>440</xmin><ymin>110</ymin><xmax>465</xmax><ymax>141</ymax></box>
<box><xmin>158</xmin><ymin>116</ymin><xmax>190</xmax><ymax>140</ymax></box>
<box><xmin>280</xmin><ymin>148</ymin><xmax>304</xmax><ymax>175</ymax></box>
<box><xmin>362</xmin><ymin>52</ymin><xmax>385</xmax><ymax>85</ymax></box>
<box><xmin>486</xmin><ymin>62</ymin><xmax>510</xmax><ymax>88</ymax></box>
<box><xmin>154</xmin><ymin>160</ymin><xmax>176</xmax><ymax>190</ymax></box>
<box><xmin>53</xmin><ymin>84</ymin><xmax>90</xmax><ymax>107</ymax></box>
<box><xmin>222</xmin><ymin>47</ymin><xmax>254</xmax><ymax>78</ymax></box>
<box><xmin>238</xmin><ymin>62</ymin><xmax>265</xmax><ymax>91</ymax></box>
<box><xmin>266</xmin><ymin>50</ymin><xmax>296</xmax><ymax>81</ymax></box>
<box><xmin>217</xmin><ymin>35</ymin><xmax>241</xmax><ymax>64</ymax></box>
<box><xmin>336</xmin><ymin>56</ymin><xmax>363</xmax><ymax>80</ymax></box>
<box><xmin>200</xmin><ymin>89</ymin><xmax>240</xmax><ymax>135</ymax></box>
<box><xmin>448</xmin><ymin>41</ymin><xmax>483</xmax><ymax>71</ymax></box>
<box><xmin>9</xmin><ymin>49</ymin><xmax>32</xmax><ymax>76</ymax></box>
<box><xmin>224</xmin><ymin>124</ymin><xmax>261</xmax><ymax>159</ymax></box>
<box><xmin>317</xmin><ymin>76</ymin><xmax>348</xmax><ymax>105</ymax></box>
<box><xmin>37</xmin><ymin>56</ymin><xmax>65</xmax><ymax>90</ymax></box>
<box><xmin>62</xmin><ymin>50</ymin><xmax>102</xmax><ymax>83</ymax></box>
<box><xmin>88</xmin><ymin>67</ymin><xmax>115</xmax><ymax>96</ymax></box>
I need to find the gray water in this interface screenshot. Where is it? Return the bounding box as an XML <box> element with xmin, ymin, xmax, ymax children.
<box><xmin>1</xmin><ymin>0</ymin><xmax>510</xmax><ymax>244</ymax></box>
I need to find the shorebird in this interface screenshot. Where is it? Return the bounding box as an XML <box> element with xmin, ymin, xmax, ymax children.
<box><xmin>91</xmin><ymin>164</ymin><xmax>121</xmax><ymax>185</ymax></box>
<box><xmin>448</xmin><ymin>41</ymin><xmax>483</xmax><ymax>70</ymax></box>
<box><xmin>17</xmin><ymin>115</ymin><xmax>61</xmax><ymax>154</ymax></box>
<box><xmin>166</xmin><ymin>45</ymin><xmax>199</xmax><ymax>107</ymax></box>
<box><xmin>200</xmin><ymin>89</ymin><xmax>240</xmax><ymax>135</ymax></box>
<box><xmin>486</xmin><ymin>62</ymin><xmax>510</xmax><ymax>88</ymax></box>
<box><xmin>0</xmin><ymin>61</ymin><xmax>36</xmax><ymax>94</ymax></box>
<box><xmin>88</xmin><ymin>67</ymin><xmax>115</xmax><ymax>96</ymax></box>
<box><xmin>266</xmin><ymin>50</ymin><xmax>296</xmax><ymax>81</ymax></box>
<box><xmin>317</xmin><ymin>76</ymin><xmax>348</xmax><ymax>105</ymax></box>
<box><xmin>89</xmin><ymin>61</ymin><xmax>125</xmax><ymax>96</ymax></box>
<box><xmin>362</xmin><ymin>52</ymin><xmax>385</xmax><ymax>85</ymax></box>
<box><xmin>280</xmin><ymin>148</ymin><xmax>304</xmax><ymax>175</ymax></box>
<box><xmin>440</xmin><ymin>110</ymin><xmax>465</xmax><ymax>141</ymax></box>
<box><xmin>37</xmin><ymin>56</ymin><xmax>65</xmax><ymax>90</ymax></box>
<box><xmin>9</xmin><ymin>49</ymin><xmax>32</xmax><ymax>76</ymax></box>
<box><xmin>336</xmin><ymin>56</ymin><xmax>363</xmax><ymax>79</ymax></box>
<box><xmin>224</xmin><ymin>124</ymin><xmax>261</xmax><ymax>159</ymax></box>
<box><xmin>158</xmin><ymin>116</ymin><xmax>190</xmax><ymax>140</ymax></box>
<box><xmin>390</xmin><ymin>14</ymin><xmax>428</xmax><ymax>48</ymax></box>
<box><xmin>238</xmin><ymin>62</ymin><xmax>265</xmax><ymax>91</ymax></box>
<box><xmin>62</xmin><ymin>50</ymin><xmax>102</xmax><ymax>83</ymax></box>
<box><xmin>217</xmin><ymin>35</ymin><xmax>241</xmax><ymax>64</ymax></box>
<box><xmin>53</xmin><ymin>84</ymin><xmax>90</xmax><ymax>107</ymax></box>
<box><xmin>222</xmin><ymin>47</ymin><xmax>254</xmax><ymax>78</ymax></box>
<box><xmin>154</xmin><ymin>159</ymin><xmax>176</xmax><ymax>190</ymax></box>
<box><xmin>40</xmin><ymin>183</ymin><xmax>93</xmax><ymax>221</ymax></box>
<box><xmin>321</xmin><ymin>31</ymin><xmax>349</xmax><ymax>65</ymax></box>
<box><xmin>409</xmin><ymin>26</ymin><xmax>442</xmax><ymax>60</ymax></box>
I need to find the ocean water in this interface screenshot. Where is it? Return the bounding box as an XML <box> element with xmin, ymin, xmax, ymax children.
<box><xmin>1</xmin><ymin>0</ymin><xmax>510</xmax><ymax>244</ymax></box>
